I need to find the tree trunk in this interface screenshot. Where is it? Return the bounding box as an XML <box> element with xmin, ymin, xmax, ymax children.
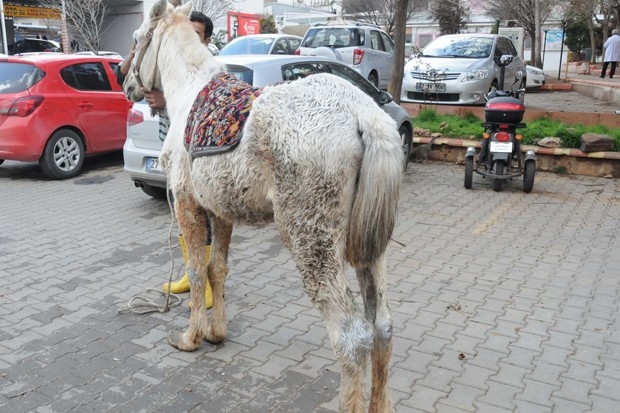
<box><xmin>532</xmin><ymin>33</ymin><xmax>539</xmax><ymax>67</ymax></box>
<box><xmin>589</xmin><ymin>25</ymin><xmax>596</xmax><ymax>63</ymax></box>
<box><xmin>526</xmin><ymin>28</ymin><xmax>538</xmax><ymax>68</ymax></box>
<box><xmin>388</xmin><ymin>0</ymin><xmax>409</xmax><ymax>104</ymax></box>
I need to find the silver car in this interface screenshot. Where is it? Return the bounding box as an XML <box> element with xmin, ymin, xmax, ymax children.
<box><xmin>401</xmin><ymin>34</ymin><xmax>526</xmax><ymax>105</ymax></box>
<box><xmin>297</xmin><ymin>24</ymin><xmax>395</xmax><ymax>90</ymax></box>
<box><xmin>219</xmin><ymin>34</ymin><xmax>302</xmax><ymax>56</ymax></box>
<box><xmin>123</xmin><ymin>55</ymin><xmax>413</xmax><ymax>199</ymax></box>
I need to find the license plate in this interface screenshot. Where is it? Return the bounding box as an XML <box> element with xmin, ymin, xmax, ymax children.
<box><xmin>146</xmin><ymin>157</ymin><xmax>164</xmax><ymax>174</ymax></box>
<box><xmin>416</xmin><ymin>82</ymin><xmax>446</xmax><ymax>92</ymax></box>
<box><xmin>490</xmin><ymin>142</ymin><xmax>513</xmax><ymax>153</ymax></box>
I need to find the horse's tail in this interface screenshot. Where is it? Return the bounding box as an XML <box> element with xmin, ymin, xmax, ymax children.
<box><xmin>347</xmin><ymin>107</ymin><xmax>403</xmax><ymax>268</ymax></box>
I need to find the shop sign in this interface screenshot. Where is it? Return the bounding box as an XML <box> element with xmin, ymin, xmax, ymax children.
<box><xmin>4</xmin><ymin>5</ymin><xmax>61</xmax><ymax>20</ymax></box>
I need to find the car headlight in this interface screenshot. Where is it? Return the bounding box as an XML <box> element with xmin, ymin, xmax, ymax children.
<box><xmin>527</xmin><ymin>67</ymin><xmax>543</xmax><ymax>75</ymax></box>
<box><xmin>460</xmin><ymin>69</ymin><xmax>489</xmax><ymax>83</ymax></box>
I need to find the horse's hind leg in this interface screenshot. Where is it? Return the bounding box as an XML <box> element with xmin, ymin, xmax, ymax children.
<box><xmin>204</xmin><ymin>214</ymin><xmax>232</xmax><ymax>343</ymax></box>
<box><xmin>299</xmin><ymin>250</ymin><xmax>371</xmax><ymax>412</ymax></box>
<box><xmin>168</xmin><ymin>194</ymin><xmax>209</xmax><ymax>351</ymax></box>
<box><xmin>280</xmin><ymin>221</ymin><xmax>371</xmax><ymax>412</ymax></box>
<box><xmin>355</xmin><ymin>256</ymin><xmax>393</xmax><ymax>413</ymax></box>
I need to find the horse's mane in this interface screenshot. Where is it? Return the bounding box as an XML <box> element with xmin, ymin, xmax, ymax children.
<box><xmin>152</xmin><ymin>7</ymin><xmax>224</xmax><ymax>104</ymax></box>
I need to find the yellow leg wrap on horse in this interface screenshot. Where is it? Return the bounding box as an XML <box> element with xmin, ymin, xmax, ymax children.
<box><xmin>163</xmin><ymin>236</ymin><xmax>213</xmax><ymax>309</ymax></box>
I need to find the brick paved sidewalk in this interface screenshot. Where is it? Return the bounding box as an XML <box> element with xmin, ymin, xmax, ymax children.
<box><xmin>526</xmin><ymin>73</ymin><xmax>620</xmax><ymax>113</ymax></box>
<box><xmin>1</xmin><ymin>158</ymin><xmax>619</xmax><ymax>412</ymax></box>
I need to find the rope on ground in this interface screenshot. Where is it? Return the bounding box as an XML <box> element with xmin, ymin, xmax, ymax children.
<box><xmin>118</xmin><ymin>186</ymin><xmax>182</xmax><ymax>315</ymax></box>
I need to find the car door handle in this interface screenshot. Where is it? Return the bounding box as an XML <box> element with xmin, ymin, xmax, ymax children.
<box><xmin>79</xmin><ymin>102</ymin><xmax>94</xmax><ymax>109</ymax></box>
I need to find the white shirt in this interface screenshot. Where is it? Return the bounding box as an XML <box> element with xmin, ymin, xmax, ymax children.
<box><xmin>603</xmin><ymin>34</ymin><xmax>620</xmax><ymax>62</ymax></box>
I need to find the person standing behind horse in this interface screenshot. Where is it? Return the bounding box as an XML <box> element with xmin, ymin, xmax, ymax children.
<box><xmin>118</xmin><ymin>11</ymin><xmax>216</xmax><ymax>307</ymax></box>
<box><xmin>600</xmin><ymin>29</ymin><xmax>620</xmax><ymax>79</ymax></box>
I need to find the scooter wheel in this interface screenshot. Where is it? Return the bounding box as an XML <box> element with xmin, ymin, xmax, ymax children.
<box><xmin>523</xmin><ymin>160</ymin><xmax>535</xmax><ymax>193</ymax></box>
<box><xmin>492</xmin><ymin>161</ymin><xmax>505</xmax><ymax>192</ymax></box>
<box><xmin>464</xmin><ymin>157</ymin><xmax>473</xmax><ymax>189</ymax></box>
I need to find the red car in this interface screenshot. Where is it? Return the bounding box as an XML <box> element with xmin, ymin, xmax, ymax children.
<box><xmin>0</xmin><ymin>53</ymin><xmax>132</xmax><ymax>179</ymax></box>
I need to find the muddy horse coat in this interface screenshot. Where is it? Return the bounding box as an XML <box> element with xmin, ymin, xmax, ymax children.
<box><xmin>122</xmin><ymin>1</ymin><xmax>404</xmax><ymax>412</ymax></box>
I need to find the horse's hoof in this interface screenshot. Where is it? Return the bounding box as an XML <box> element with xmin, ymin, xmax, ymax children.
<box><xmin>167</xmin><ymin>329</ymin><xmax>199</xmax><ymax>351</ymax></box>
<box><xmin>204</xmin><ymin>337</ymin><xmax>224</xmax><ymax>346</ymax></box>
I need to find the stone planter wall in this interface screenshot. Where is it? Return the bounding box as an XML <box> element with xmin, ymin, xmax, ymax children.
<box><xmin>415</xmin><ymin>137</ymin><xmax>620</xmax><ymax>178</ymax></box>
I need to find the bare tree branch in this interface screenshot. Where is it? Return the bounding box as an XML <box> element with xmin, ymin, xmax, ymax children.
<box><xmin>40</xmin><ymin>0</ymin><xmax>107</xmax><ymax>53</ymax></box>
<box><xmin>343</xmin><ymin>0</ymin><xmax>425</xmax><ymax>34</ymax></box>
<box><xmin>182</xmin><ymin>0</ymin><xmax>242</xmax><ymax>27</ymax></box>
<box><xmin>484</xmin><ymin>0</ymin><xmax>555</xmax><ymax>66</ymax></box>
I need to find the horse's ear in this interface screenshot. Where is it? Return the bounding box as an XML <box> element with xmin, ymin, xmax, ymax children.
<box><xmin>177</xmin><ymin>1</ymin><xmax>193</xmax><ymax>17</ymax></box>
<box><xmin>150</xmin><ymin>0</ymin><xmax>169</xmax><ymax>19</ymax></box>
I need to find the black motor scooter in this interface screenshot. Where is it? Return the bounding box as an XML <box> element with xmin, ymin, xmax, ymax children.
<box><xmin>464</xmin><ymin>55</ymin><xmax>536</xmax><ymax>193</ymax></box>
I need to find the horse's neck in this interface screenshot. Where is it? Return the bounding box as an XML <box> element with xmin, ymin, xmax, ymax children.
<box><xmin>158</xmin><ymin>28</ymin><xmax>223</xmax><ymax>115</ymax></box>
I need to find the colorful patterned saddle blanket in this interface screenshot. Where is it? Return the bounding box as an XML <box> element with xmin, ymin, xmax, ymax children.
<box><xmin>184</xmin><ymin>72</ymin><xmax>262</xmax><ymax>158</ymax></box>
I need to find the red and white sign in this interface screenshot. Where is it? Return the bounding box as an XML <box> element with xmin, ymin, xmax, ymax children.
<box><xmin>227</xmin><ymin>11</ymin><xmax>262</xmax><ymax>41</ymax></box>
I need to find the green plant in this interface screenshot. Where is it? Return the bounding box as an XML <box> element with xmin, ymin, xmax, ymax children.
<box><xmin>260</xmin><ymin>15</ymin><xmax>277</xmax><ymax>34</ymax></box>
<box><xmin>416</xmin><ymin>108</ymin><xmax>482</xmax><ymax>138</ymax></box>
<box><xmin>413</xmin><ymin>111</ymin><xmax>620</xmax><ymax>150</ymax></box>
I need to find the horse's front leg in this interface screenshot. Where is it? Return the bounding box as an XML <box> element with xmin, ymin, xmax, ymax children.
<box><xmin>168</xmin><ymin>194</ymin><xmax>209</xmax><ymax>351</ymax></box>
<box><xmin>205</xmin><ymin>214</ymin><xmax>232</xmax><ymax>343</ymax></box>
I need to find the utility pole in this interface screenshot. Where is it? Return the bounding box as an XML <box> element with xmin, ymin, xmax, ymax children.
<box><xmin>0</xmin><ymin>0</ymin><xmax>8</xmax><ymax>54</ymax></box>
<box><xmin>534</xmin><ymin>0</ymin><xmax>541</xmax><ymax>67</ymax></box>
<box><xmin>60</xmin><ymin>0</ymin><xmax>69</xmax><ymax>53</ymax></box>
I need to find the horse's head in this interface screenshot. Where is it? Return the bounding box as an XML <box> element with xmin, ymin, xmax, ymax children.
<box><xmin>123</xmin><ymin>0</ymin><xmax>193</xmax><ymax>102</ymax></box>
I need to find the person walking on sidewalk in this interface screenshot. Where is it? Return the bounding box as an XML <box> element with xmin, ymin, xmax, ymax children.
<box><xmin>600</xmin><ymin>29</ymin><xmax>620</xmax><ymax>79</ymax></box>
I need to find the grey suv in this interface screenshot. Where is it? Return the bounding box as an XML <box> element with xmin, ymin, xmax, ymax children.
<box><xmin>297</xmin><ymin>24</ymin><xmax>394</xmax><ymax>90</ymax></box>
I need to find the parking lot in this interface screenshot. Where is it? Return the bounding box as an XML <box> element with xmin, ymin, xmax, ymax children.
<box><xmin>1</xmin><ymin>154</ymin><xmax>620</xmax><ymax>412</ymax></box>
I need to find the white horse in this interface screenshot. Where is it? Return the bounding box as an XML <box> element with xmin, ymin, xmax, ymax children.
<box><xmin>123</xmin><ymin>1</ymin><xmax>403</xmax><ymax>412</ymax></box>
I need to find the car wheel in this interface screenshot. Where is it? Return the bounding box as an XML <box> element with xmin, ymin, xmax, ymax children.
<box><xmin>141</xmin><ymin>184</ymin><xmax>167</xmax><ymax>199</ymax></box>
<box><xmin>40</xmin><ymin>129</ymin><xmax>85</xmax><ymax>179</ymax></box>
<box><xmin>489</xmin><ymin>80</ymin><xmax>499</xmax><ymax>94</ymax></box>
<box><xmin>368</xmin><ymin>72</ymin><xmax>379</xmax><ymax>88</ymax></box>
<box><xmin>399</xmin><ymin>124</ymin><xmax>412</xmax><ymax>172</ymax></box>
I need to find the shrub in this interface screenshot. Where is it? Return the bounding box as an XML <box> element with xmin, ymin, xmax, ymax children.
<box><xmin>414</xmin><ymin>111</ymin><xmax>620</xmax><ymax>150</ymax></box>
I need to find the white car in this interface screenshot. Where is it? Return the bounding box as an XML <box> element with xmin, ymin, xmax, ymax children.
<box><xmin>526</xmin><ymin>65</ymin><xmax>545</xmax><ymax>89</ymax></box>
<box><xmin>219</xmin><ymin>34</ymin><xmax>301</xmax><ymax>56</ymax></box>
<box><xmin>123</xmin><ymin>55</ymin><xmax>413</xmax><ymax>198</ymax></box>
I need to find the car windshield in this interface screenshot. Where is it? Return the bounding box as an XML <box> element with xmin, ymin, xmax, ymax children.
<box><xmin>422</xmin><ymin>37</ymin><xmax>494</xmax><ymax>58</ymax></box>
<box><xmin>220</xmin><ymin>37</ymin><xmax>274</xmax><ymax>55</ymax></box>
<box><xmin>0</xmin><ymin>62</ymin><xmax>45</xmax><ymax>94</ymax></box>
<box><xmin>301</xmin><ymin>28</ymin><xmax>363</xmax><ymax>49</ymax></box>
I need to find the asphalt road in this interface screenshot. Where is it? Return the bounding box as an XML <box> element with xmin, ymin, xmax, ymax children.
<box><xmin>1</xmin><ymin>154</ymin><xmax>619</xmax><ymax>412</ymax></box>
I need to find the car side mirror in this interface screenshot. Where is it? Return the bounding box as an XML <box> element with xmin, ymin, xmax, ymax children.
<box><xmin>378</xmin><ymin>90</ymin><xmax>392</xmax><ymax>105</ymax></box>
<box><xmin>499</xmin><ymin>54</ymin><xmax>513</xmax><ymax>66</ymax></box>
